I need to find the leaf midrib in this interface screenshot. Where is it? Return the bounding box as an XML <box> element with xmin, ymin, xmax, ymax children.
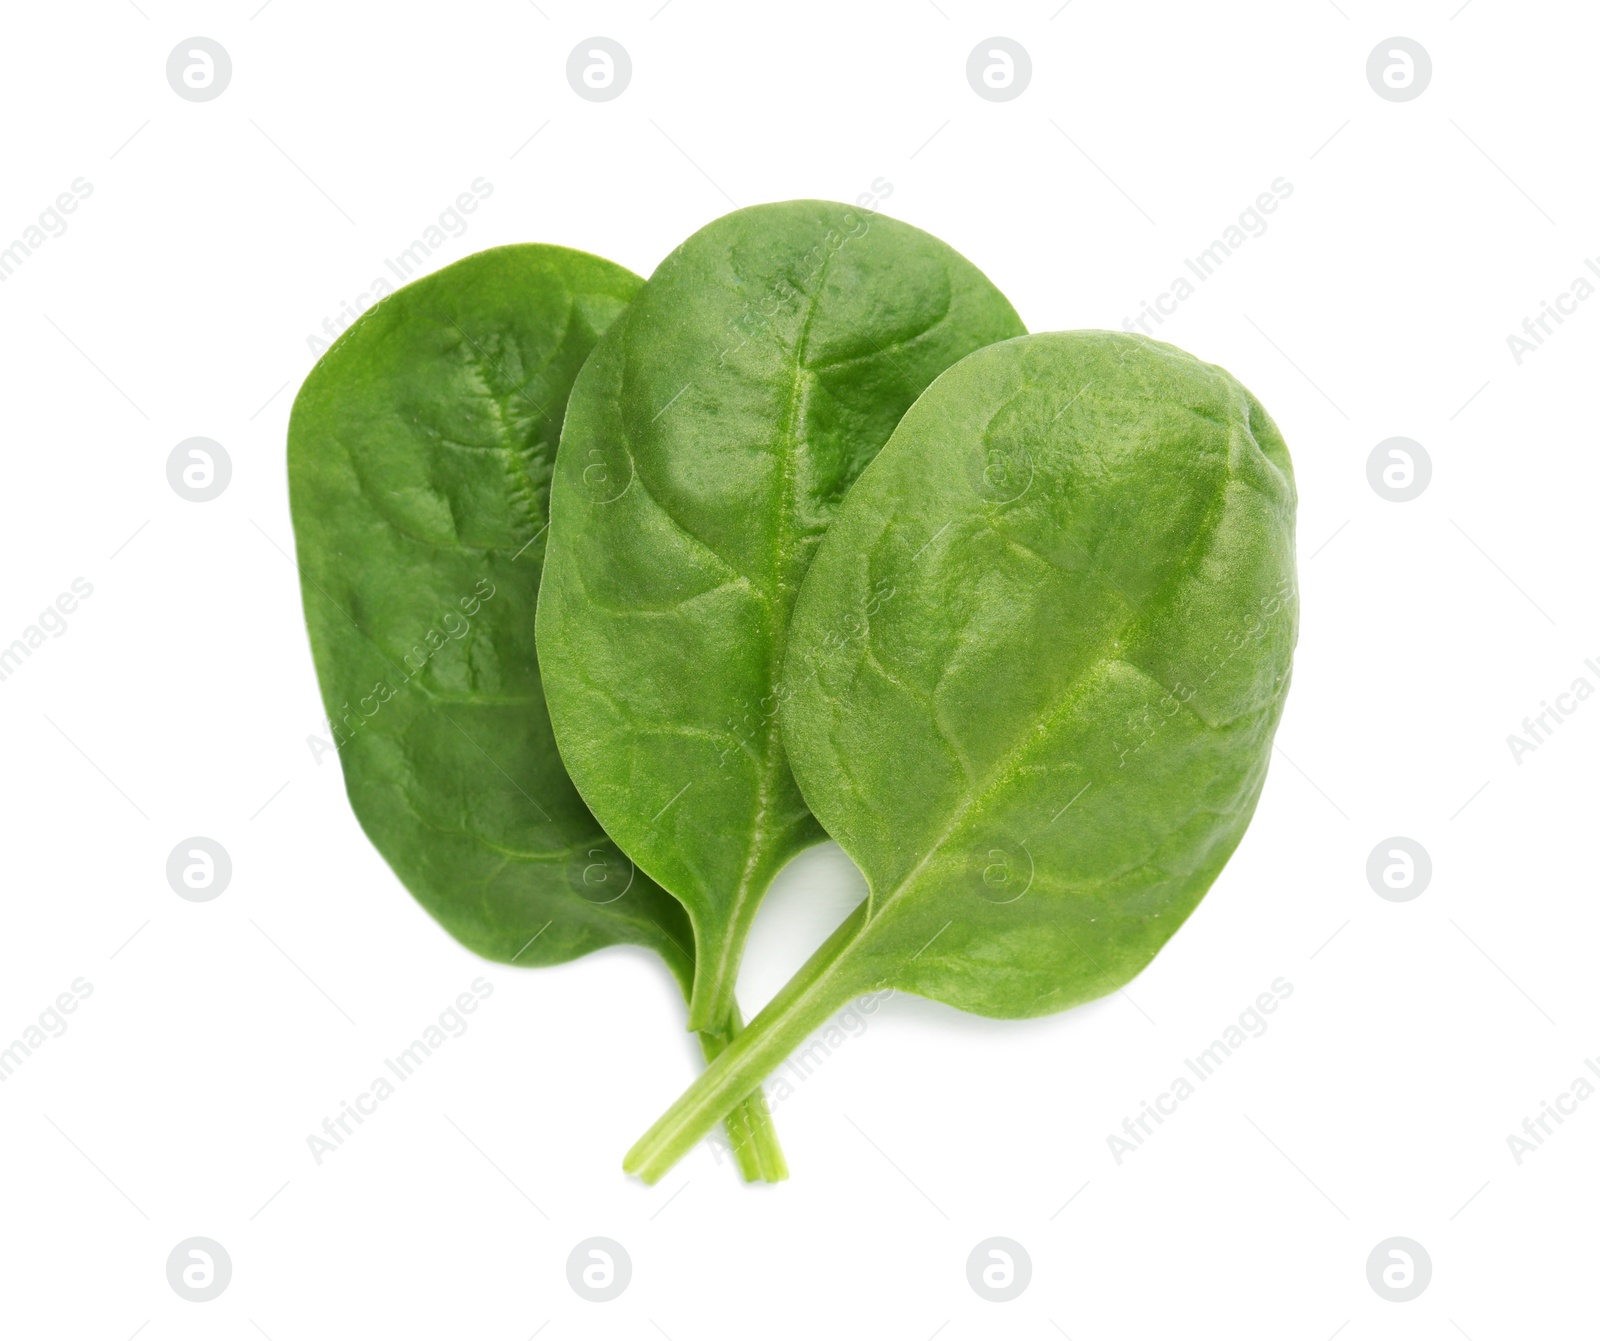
<box><xmin>855</xmin><ymin>425</ymin><xmax>1249</xmax><ymax>932</ymax></box>
<box><xmin>700</xmin><ymin>244</ymin><xmax>836</xmax><ymax>1005</ymax></box>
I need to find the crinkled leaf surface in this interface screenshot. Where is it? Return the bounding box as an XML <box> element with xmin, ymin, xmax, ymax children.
<box><xmin>625</xmin><ymin>331</ymin><xmax>1298</xmax><ymax>1180</ymax></box>
<box><xmin>782</xmin><ymin>330</ymin><xmax>1299</xmax><ymax>1014</ymax></box>
<box><xmin>537</xmin><ymin>201</ymin><xmax>1025</xmax><ymax>1033</ymax></box>
<box><xmin>288</xmin><ymin>244</ymin><xmax>697</xmax><ymax>978</ymax></box>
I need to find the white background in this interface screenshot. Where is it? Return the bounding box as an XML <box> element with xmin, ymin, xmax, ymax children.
<box><xmin>1</xmin><ymin>1</ymin><xmax>1593</xmax><ymax>1336</ymax></box>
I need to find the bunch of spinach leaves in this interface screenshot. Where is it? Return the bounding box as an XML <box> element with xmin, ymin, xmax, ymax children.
<box><xmin>289</xmin><ymin>205</ymin><xmax>1296</xmax><ymax>1186</ymax></box>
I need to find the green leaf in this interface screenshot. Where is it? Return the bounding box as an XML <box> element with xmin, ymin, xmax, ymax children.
<box><xmin>624</xmin><ymin>331</ymin><xmax>1298</xmax><ymax>1181</ymax></box>
<box><xmin>536</xmin><ymin>201</ymin><xmax>1026</xmax><ymax>1042</ymax></box>
<box><xmin>287</xmin><ymin>243</ymin><xmax>785</xmax><ymax>1180</ymax></box>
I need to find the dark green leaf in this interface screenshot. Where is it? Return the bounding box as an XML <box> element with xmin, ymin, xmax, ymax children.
<box><xmin>289</xmin><ymin>244</ymin><xmax>698</xmax><ymax>972</ymax></box>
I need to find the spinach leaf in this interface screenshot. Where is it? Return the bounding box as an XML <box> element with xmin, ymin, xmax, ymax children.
<box><xmin>623</xmin><ymin>331</ymin><xmax>1298</xmax><ymax>1181</ymax></box>
<box><xmin>287</xmin><ymin>244</ymin><xmax>784</xmax><ymax>1179</ymax></box>
<box><xmin>536</xmin><ymin>201</ymin><xmax>1026</xmax><ymax>1056</ymax></box>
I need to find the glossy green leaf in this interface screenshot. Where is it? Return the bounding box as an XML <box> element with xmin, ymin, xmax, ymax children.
<box><xmin>537</xmin><ymin>200</ymin><xmax>1026</xmax><ymax>1046</ymax></box>
<box><xmin>287</xmin><ymin>244</ymin><xmax>784</xmax><ymax>1179</ymax></box>
<box><xmin>625</xmin><ymin>331</ymin><xmax>1298</xmax><ymax>1180</ymax></box>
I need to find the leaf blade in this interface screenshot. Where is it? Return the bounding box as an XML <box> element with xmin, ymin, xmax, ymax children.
<box><xmin>538</xmin><ymin>201</ymin><xmax>1026</xmax><ymax>1030</ymax></box>
<box><xmin>781</xmin><ymin>330</ymin><xmax>1299</xmax><ymax>1016</ymax></box>
<box><xmin>288</xmin><ymin>244</ymin><xmax>695</xmax><ymax>973</ymax></box>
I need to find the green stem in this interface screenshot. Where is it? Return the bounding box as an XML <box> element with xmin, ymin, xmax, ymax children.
<box><xmin>646</xmin><ymin>905</ymin><xmax>787</xmax><ymax>1181</ymax></box>
<box><xmin>696</xmin><ymin>1015</ymin><xmax>788</xmax><ymax>1182</ymax></box>
<box><xmin>737</xmin><ymin>1070</ymin><xmax>788</xmax><ymax>1182</ymax></box>
<box><xmin>627</xmin><ymin>903</ymin><xmax>873</xmax><ymax>1183</ymax></box>
<box><xmin>685</xmin><ymin>887</ymin><xmax>769</xmax><ymax>1038</ymax></box>
<box><xmin>695</xmin><ymin>1030</ymin><xmax>762</xmax><ymax>1181</ymax></box>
